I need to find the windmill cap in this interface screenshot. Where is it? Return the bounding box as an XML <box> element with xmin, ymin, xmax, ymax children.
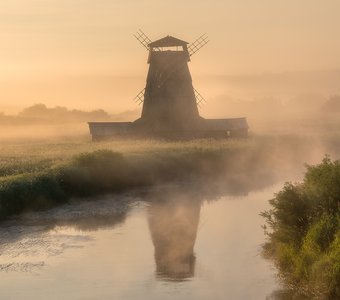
<box><xmin>148</xmin><ymin>35</ymin><xmax>189</xmax><ymax>47</ymax></box>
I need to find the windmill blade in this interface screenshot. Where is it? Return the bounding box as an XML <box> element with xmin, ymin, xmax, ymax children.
<box><xmin>188</xmin><ymin>34</ymin><xmax>209</xmax><ymax>56</ymax></box>
<box><xmin>133</xmin><ymin>88</ymin><xmax>145</xmax><ymax>105</ymax></box>
<box><xmin>194</xmin><ymin>88</ymin><xmax>207</xmax><ymax>108</ymax></box>
<box><xmin>134</xmin><ymin>29</ymin><xmax>152</xmax><ymax>50</ymax></box>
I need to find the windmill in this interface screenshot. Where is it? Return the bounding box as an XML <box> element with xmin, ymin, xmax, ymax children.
<box><xmin>133</xmin><ymin>30</ymin><xmax>209</xmax><ymax>131</ymax></box>
<box><xmin>88</xmin><ymin>31</ymin><xmax>248</xmax><ymax>140</ymax></box>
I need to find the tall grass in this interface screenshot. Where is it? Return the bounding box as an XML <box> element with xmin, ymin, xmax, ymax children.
<box><xmin>1</xmin><ymin>135</ymin><xmax>335</xmax><ymax>222</ymax></box>
<box><xmin>0</xmin><ymin>137</ymin><xmax>250</xmax><ymax>176</ymax></box>
<box><xmin>261</xmin><ymin>156</ymin><xmax>340</xmax><ymax>299</ymax></box>
<box><xmin>0</xmin><ymin>144</ymin><xmax>256</xmax><ymax>221</ymax></box>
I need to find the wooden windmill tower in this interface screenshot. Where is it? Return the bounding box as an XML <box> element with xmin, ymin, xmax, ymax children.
<box><xmin>88</xmin><ymin>31</ymin><xmax>248</xmax><ymax>140</ymax></box>
<box><xmin>133</xmin><ymin>30</ymin><xmax>209</xmax><ymax>132</ymax></box>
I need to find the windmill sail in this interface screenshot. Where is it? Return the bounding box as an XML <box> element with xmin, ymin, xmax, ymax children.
<box><xmin>194</xmin><ymin>88</ymin><xmax>207</xmax><ymax>108</ymax></box>
<box><xmin>133</xmin><ymin>88</ymin><xmax>145</xmax><ymax>105</ymax></box>
<box><xmin>134</xmin><ymin>29</ymin><xmax>152</xmax><ymax>50</ymax></box>
<box><xmin>188</xmin><ymin>34</ymin><xmax>209</xmax><ymax>56</ymax></box>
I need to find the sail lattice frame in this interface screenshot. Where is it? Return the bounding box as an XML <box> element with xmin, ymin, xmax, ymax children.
<box><xmin>133</xmin><ymin>88</ymin><xmax>145</xmax><ymax>105</ymax></box>
<box><xmin>188</xmin><ymin>34</ymin><xmax>209</xmax><ymax>56</ymax></box>
<box><xmin>194</xmin><ymin>88</ymin><xmax>207</xmax><ymax>108</ymax></box>
<box><xmin>134</xmin><ymin>29</ymin><xmax>152</xmax><ymax>50</ymax></box>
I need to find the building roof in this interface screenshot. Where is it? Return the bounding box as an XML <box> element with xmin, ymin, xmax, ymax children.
<box><xmin>203</xmin><ymin>118</ymin><xmax>249</xmax><ymax>130</ymax></box>
<box><xmin>148</xmin><ymin>35</ymin><xmax>189</xmax><ymax>48</ymax></box>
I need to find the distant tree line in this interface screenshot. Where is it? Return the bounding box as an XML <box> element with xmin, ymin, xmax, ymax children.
<box><xmin>0</xmin><ymin>104</ymin><xmax>112</xmax><ymax>125</ymax></box>
<box><xmin>321</xmin><ymin>95</ymin><xmax>340</xmax><ymax>113</ymax></box>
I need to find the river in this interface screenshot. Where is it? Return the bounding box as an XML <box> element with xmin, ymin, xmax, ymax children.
<box><xmin>0</xmin><ymin>182</ymin><xmax>291</xmax><ymax>300</ymax></box>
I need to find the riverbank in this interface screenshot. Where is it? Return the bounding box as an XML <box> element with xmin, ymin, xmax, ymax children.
<box><xmin>0</xmin><ymin>143</ymin><xmax>269</xmax><ymax>221</ymax></box>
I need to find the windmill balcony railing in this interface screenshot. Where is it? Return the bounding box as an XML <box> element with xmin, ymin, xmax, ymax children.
<box><xmin>151</xmin><ymin>46</ymin><xmax>185</xmax><ymax>52</ymax></box>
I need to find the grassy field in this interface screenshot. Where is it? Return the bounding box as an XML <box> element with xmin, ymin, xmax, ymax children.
<box><xmin>1</xmin><ymin>133</ymin><xmax>315</xmax><ymax>220</ymax></box>
<box><xmin>1</xmin><ymin>136</ymin><xmax>264</xmax><ymax>220</ymax></box>
<box><xmin>0</xmin><ymin>136</ymin><xmax>251</xmax><ymax>177</ymax></box>
<box><xmin>1</xmin><ymin>132</ymin><xmax>340</xmax><ymax>191</ymax></box>
<box><xmin>2</xmin><ymin>131</ymin><xmax>339</xmax><ymax>177</ymax></box>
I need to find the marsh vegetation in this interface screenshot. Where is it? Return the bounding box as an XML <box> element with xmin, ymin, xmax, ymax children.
<box><xmin>0</xmin><ymin>137</ymin><xmax>268</xmax><ymax>220</ymax></box>
<box><xmin>1</xmin><ymin>132</ymin><xmax>339</xmax><ymax>220</ymax></box>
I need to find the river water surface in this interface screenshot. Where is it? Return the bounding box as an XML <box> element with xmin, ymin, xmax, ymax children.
<box><xmin>0</xmin><ymin>183</ymin><xmax>288</xmax><ymax>300</ymax></box>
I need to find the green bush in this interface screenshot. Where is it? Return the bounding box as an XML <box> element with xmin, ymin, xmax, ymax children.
<box><xmin>303</xmin><ymin>156</ymin><xmax>340</xmax><ymax>216</ymax></box>
<box><xmin>262</xmin><ymin>156</ymin><xmax>340</xmax><ymax>299</ymax></box>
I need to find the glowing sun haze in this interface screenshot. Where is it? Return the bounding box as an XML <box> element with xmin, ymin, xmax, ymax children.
<box><xmin>1</xmin><ymin>0</ymin><xmax>340</xmax><ymax>112</ymax></box>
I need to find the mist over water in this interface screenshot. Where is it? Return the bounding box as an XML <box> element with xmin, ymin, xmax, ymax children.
<box><xmin>0</xmin><ymin>181</ymin><xmax>290</xmax><ymax>300</ymax></box>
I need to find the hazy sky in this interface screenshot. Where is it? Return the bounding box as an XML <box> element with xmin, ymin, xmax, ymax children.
<box><xmin>1</xmin><ymin>0</ymin><xmax>340</xmax><ymax>111</ymax></box>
